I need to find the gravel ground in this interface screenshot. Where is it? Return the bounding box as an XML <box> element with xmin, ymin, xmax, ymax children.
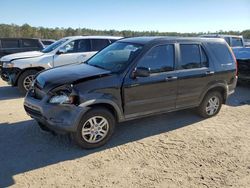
<box><xmin>0</xmin><ymin>79</ymin><xmax>250</xmax><ymax>188</ymax></box>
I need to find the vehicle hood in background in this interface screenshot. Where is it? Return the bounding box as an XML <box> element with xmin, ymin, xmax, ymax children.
<box><xmin>0</xmin><ymin>51</ymin><xmax>44</xmax><ymax>61</ymax></box>
<box><xmin>232</xmin><ymin>47</ymin><xmax>250</xmax><ymax>60</ymax></box>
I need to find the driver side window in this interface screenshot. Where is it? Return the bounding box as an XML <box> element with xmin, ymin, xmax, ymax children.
<box><xmin>63</xmin><ymin>41</ymin><xmax>75</xmax><ymax>53</ymax></box>
<box><xmin>137</xmin><ymin>44</ymin><xmax>174</xmax><ymax>74</ymax></box>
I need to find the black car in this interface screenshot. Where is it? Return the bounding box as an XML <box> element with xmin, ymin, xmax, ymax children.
<box><xmin>0</xmin><ymin>38</ymin><xmax>45</xmax><ymax>75</ymax></box>
<box><xmin>238</xmin><ymin>59</ymin><xmax>250</xmax><ymax>83</ymax></box>
<box><xmin>24</xmin><ymin>37</ymin><xmax>237</xmax><ymax>149</ymax></box>
<box><xmin>0</xmin><ymin>38</ymin><xmax>44</xmax><ymax>58</ymax></box>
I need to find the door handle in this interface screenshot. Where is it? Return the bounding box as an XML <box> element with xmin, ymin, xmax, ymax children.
<box><xmin>205</xmin><ymin>71</ymin><xmax>215</xmax><ymax>75</ymax></box>
<box><xmin>165</xmin><ymin>76</ymin><xmax>178</xmax><ymax>81</ymax></box>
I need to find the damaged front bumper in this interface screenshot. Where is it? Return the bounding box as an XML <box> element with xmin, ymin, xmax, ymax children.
<box><xmin>24</xmin><ymin>90</ymin><xmax>89</xmax><ymax>134</ymax></box>
<box><xmin>1</xmin><ymin>67</ymin><xmax>21</xmax><ymax>85</ymax></box>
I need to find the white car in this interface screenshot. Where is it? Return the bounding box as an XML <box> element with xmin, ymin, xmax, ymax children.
<box><xmin>0</xmin><ymin>36</ymin><xmax>122</xmax><ymax>93</ymax></box>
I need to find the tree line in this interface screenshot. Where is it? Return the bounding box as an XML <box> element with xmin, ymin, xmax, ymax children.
<box><xmin>0</xmin><ymin>23</ymin><xmax>250</xmax><ymax>40</ymax></box>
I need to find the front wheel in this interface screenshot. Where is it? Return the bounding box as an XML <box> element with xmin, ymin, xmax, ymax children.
<box><xmin>197</xmin><ymin>91</ymin><xmax>223</xmax><ymax>118</ymax></box>
<box><xmin>17</xmin><ymin>70</ymin><xmax>38</xmax><ymax>95</ymax></box>
<box><xmin>72</xmin><ymin>108</ymin><xmax>116</xmax><ymax>149</ymax></box>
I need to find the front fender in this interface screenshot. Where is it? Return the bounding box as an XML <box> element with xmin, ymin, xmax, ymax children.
<box><xmin>79</xmin><ymin>99</ymin><xmax>125</xmax><ymax>122</ymax></box>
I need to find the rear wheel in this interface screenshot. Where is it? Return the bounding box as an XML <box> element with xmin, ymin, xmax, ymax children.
<box><xmin>72</xmin><ymin>108</ymin><xmax>116</xmax><ymax>149</ymax></box>
<box><xmin>17</xmin><ymin>69</ymin><xmax>38</xmax><ymax>95</ymax></box>
<box><xmin>197</xmin><ymin>91</ymin><xmax>223</xmax><ymax>118</ymax></box>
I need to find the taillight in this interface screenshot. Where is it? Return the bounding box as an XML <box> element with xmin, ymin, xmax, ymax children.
<box><xmin>229</xmin><ymin>48</ymin><xmax>238</xmax><ymax>76</ymax></box>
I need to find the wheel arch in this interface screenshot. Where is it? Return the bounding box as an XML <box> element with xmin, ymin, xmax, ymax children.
<box><xmin>200</xmin><ymin>84</ymin><xmax>228</xmax><ymax>104</ymax></box>
<box><xmin>14</xmin><ymin>67</ymin><xmax>45</xmax><ymax>86</ymax></box>
<box><xmin>79</xmin><ymin>99</ymin><xmax>124</xmax><ymax>122</ymax></box>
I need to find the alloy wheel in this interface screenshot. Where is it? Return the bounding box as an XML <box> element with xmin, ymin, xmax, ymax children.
<box><xmin>206</xmin><ymin>96</ymin><xmax>220</xmax><ymax>116</ymax></box>
<box><xmin>81</xmin><ymin>116</ymin><xmax>109</xmax><ymax>143</ymax></box>
<box><xmin>23</xmin><ymin>75</ymin><xmax>34</xmax><ymax>91</ymax></box>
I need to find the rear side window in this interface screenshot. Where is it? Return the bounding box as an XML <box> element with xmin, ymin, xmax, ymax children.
<box><xmin>21</xmin><ymin>39</ymin><xmax>39</xmax><ymax>48</ymax></box>
<box><xmin>91</xmin><ymin>39</ymin><xmax>110</xmax><ymax>51</ymax></box>
<box><xmin>179</xmin><ymin>44</ymin><xmax>208</xmax><ymax>69</ymax></box>
<box><xmin>231</xmin><ymin>37</ymin><xmax>243</xmax><ymax>47</ymax></box>
<box><xmin>1</xmin><ymin>39</ymin><xmax>19</xmax><ymax>48</ymax></box>
<box><xmin>77</xmin><ymin>39</ymin><xmax>91</xmax><ymax>52</ymax></box>
<box><xmin>137</xmin><ymin>44</ymin><xmax>174</xmax><ymax>73</ymax></box>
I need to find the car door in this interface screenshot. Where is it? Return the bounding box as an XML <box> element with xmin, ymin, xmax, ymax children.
<box><xmin>123</xmin><ymin>44</ymin><xmax>178</xmax><ymax>118</ymax></box>
<box><xmin>176</xmin><ymin>43</ymin><xmax>213</xmax><ymax>108</ymax></box>
<box><xmin>53</xmin><ymin>39</ymin><xmax>91</xmax><ymax>67</ymax></box>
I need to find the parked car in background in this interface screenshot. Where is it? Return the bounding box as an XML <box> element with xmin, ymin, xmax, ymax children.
<box><xmin>41</xmin><ymin>39</ymin><xmax>56</xmax><ymax>47</ymax></box>
<box><xmin>245</xmin><ymin>39</ymin><xmax>250</xmax><ymax>47</ymax></box>
<box><xmin>201</xmin><ymin>34</ymin><xmax>250</xmax><ymax>82</ymax></box>
<box><xmin>0</xmin><ymin>38</ymin><xmax>44</xmax><ymax>58</ymax></box>
<box><xmin>1</xmin><ymin>36</ymin><xmax>122</xmax><ymax>94</ymax></box>
<box><xmin>24</xmin><ymin>37</ymin><xmax>237</xmax><ymax>149</ymax></box>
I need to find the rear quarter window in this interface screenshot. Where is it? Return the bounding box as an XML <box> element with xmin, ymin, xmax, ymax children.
<box><xmin>208</xmin><ymin>42</ymin><xmax>235</xmax><ymax>64</ymax></box>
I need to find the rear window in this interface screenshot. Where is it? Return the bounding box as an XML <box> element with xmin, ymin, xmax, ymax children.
<box><xmin>231</xmin><ymin>37</ymin><xmax>243</xmax><ymax>47</ymax></box>
<box><xmin>1</xmin><ymin>39</ymin><xmax>19</xmax><ymax>48</ymax></box>
<box><xmin>21</xmin><ymin>39</ymin><xmax>40</xmax><ymax>48</ymax></box>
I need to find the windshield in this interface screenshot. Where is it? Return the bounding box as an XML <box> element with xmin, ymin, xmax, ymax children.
<box><xmin>87</xmin><ymin>42</ymin><xmax>143</xmax><ymax>72</ymax></box>
<box><xmin>42</xmin><ymin>38</ymin><xmax>68</xmax><ymax>53</ymax></box>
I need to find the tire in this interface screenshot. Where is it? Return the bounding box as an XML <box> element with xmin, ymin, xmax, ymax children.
<box><xmin>17</xmin><ymin>69</ymin><xmax>38</xmax><ymax>95</ymax></box>
<box><xmin>197</xmin><ymin>91</ymin><xmax>223</xmax><ymax>118</ymax></box>
<box><xmin>72</xmin><ymin>107</ymin><xmax>116</xmax><ymax>149</ymax></box>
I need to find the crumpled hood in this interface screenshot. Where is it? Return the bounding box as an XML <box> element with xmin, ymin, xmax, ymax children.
<box><xmin>36</xmin><ymin>63</ymin><xmax>111</xmax><ymax>91</ymax></box>
<box><xmin>0</xmin><ymin>51</ymin><xmax>44</xmax><ymax>61</ymax></box>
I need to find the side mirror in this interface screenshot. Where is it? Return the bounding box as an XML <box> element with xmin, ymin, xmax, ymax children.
<box><xmin>133</xmin><ymin>67</ymin><xmax>150</xmax><ymax>78</ymax></box>
<box><xmin>56</xmin><ymin>48</ymin><xmax>67</xmax><ymax>55</ymax></box>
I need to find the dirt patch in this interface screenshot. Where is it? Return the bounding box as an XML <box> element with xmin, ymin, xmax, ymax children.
<box><xmin>0</xmin><ymin>80</ymin><xmax>250</xmax><ymax>188</ymax></box>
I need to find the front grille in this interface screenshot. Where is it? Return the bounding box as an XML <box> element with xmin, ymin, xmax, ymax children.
<box><xmin>24</xmin><ymin>105</ymin><xmax>42</xmax><ymax>118</ymax></box>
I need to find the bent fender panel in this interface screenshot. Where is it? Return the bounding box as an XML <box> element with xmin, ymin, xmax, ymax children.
<box><xmin>79</xmin><ymin>99</ymin><xmax>124</xmax><ymax>122</ymax></box>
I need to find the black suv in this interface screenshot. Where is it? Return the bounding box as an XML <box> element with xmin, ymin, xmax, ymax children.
<box><xmin>0</xmin><ymin>38</ymin><xmax>44</xmax><ymax>58</ymax></box>
<box><xmin>24</xmin><ymin>37</ymin><xmax>237</xmax><ymax>149</ymax></box>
